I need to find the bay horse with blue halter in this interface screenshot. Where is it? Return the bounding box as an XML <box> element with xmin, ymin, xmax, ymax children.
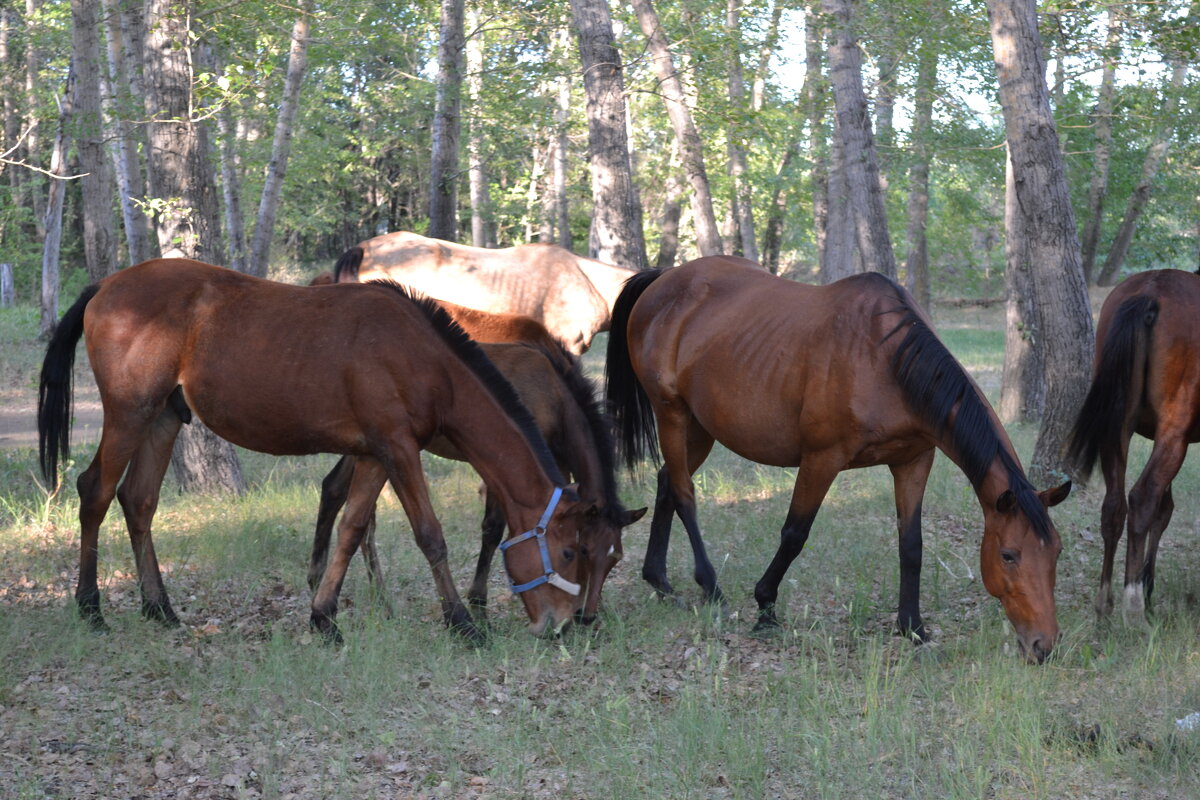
<box><xmin>1067</xmin><ymin>268</ymin><xmax>1200</xmax><ymax>624</ymax></box>
<box><xmin>38</xmin><ymin>259</ymin><xmax>596</xmax><ymax>641</ymax></box>
<box><xmin>606</xmin><ymin>256</ymin><xmax>1071</xmax><ymax>662</ymax></box>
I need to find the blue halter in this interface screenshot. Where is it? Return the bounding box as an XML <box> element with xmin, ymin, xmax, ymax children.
<box><xmin>498</xmin><ymin>487</ymin><xmax>580</xmax><ymax>596</ymax></box>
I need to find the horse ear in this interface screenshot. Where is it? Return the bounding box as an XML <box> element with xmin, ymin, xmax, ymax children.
<box><xmin>622</xmin><ymin>507</ymin><xmax>648</xmax><ymax>526</ymax></box>
<box><xmin>996</xmin><ymin>490</ymin><xmax>1018</xmax><ymax>514</ymax></box>
<box><xmin>1040</xmin><ymin>481</ymin><xmax>1071</xmax><ymax>508</ymax></box>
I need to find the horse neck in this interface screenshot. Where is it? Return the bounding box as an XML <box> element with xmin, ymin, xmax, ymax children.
<box><xmin>931</xmin><ymin>408</ymin><xmax>1022</xmax><ymax>513</ymax></box>
<box><xmin>557</xmin><ymin>403</ymin><xmax>608</xmax><ymax>506</ymax></box>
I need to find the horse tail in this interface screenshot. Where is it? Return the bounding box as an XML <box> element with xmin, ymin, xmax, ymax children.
<box><xmin>38</xmin><ymin>284</ymin><xmax>101</xmax><ymax>486</ymax></box>
<box><xmin>605</xmin><ymin>269</ymin><xmax>664</xmax><ymax>471</ymax></box>
<box><xmin>333</xmin><ymin>246</ymin><xmax>364</xmax><ymax>282</ymax></box>
<box><xmin>1066</xmin><ymin>294</ymin><xmax>1159</xmax><ymax>483</ymax></box>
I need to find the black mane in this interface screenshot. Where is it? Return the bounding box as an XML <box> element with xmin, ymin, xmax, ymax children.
<box><xmin>884</xmin><ymin>292</ymin><xmax>1053</xmax><ymax>543</ymax></box>
<box><xmin>368</xmin><ymin>280</ymin><xmax>566</xmax><ymax>486</ymax></box>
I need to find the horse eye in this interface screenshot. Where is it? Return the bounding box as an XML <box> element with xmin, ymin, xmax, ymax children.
<box><xmin>1000</xmin><ymin>549</ymin><xmax>1019</xmax><ymax>566</ymax></box>
<box><xmin>562</xmin><ymin>548</ymin><xmax>575</xmax><ymax>562</ymax></box>
<box><xmin>580</xmin><ymin>546</ymin><xmax>590</xmax><ymax>558</ymax></box>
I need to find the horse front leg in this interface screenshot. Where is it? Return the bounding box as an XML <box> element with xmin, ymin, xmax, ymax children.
<box><xmin>467</xmin><ymin>491</ymin><xmax>506</xmax><ymax>615</ymax></box>
<box><xmin>752</xmin><ymin>455</ymin><xmax>840</xmax><ymax>633</ymax></box>
<box><xmin>889</xmin><ymin>450</ymin><xmax>935</xmax><ymax>643</ymax></box>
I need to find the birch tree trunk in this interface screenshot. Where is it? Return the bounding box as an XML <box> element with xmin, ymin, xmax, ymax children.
<box><xmin>26</xmin><ymin>0</ymin><xmax>45</xmax><ymax>235</ymax></box>
<box><xmin>72</xmin><ymin>0</ymin><xmax>118</xmax><ymax>282</ymax></box>
<box><xmin>1079</xmin><ymin>6</ymin><xmax>1120</xmax><ymax>284</ymax></box>
<box><xmin>1096</xmin><ymin>62</ymin><xmax>1189</xmax><ymax>286</ymax></box>
<box><xmin>725</xmin><ymin>0</ymin><xmax>757</xmax><ymax>262</ymax></box>
<box><xmin>806</xmin><ymin>8</ymin><xmax>829</xmax><ymax>267</ymax></box>
<box><xmin>821</xmin><ymin>111</ymin><xmax>855</xmax><ymax>282</ymax></box>
<box><xmin>823</xmin><ymin>0</ymin><xmax>896</xmax><ymax>278</ymax></box>
<box><xmin>216</xmin><ymin>100</ymin><xmax>246</xmax><ymax>271</ymax></box>
<box><xmin>986</xmin><ymin>0</ymin><xmax>1094</xmax><ymax>482</ymax></box>
<box><xmin>465</xmin><ymin>7</ymin><xmax>496</xmax><ymax>248</ymax></box>
<box><xmin>628</xmin><ymin>0</ymin><xmax>721</xmax><ymax>257</ymax></box>
<box><xmin>247</xmin><ymin>1</ymin><xmax>311</xmax><ymax>277</ymax></box>
<box><xmin>428</xmin><ymin>0</ymin><xmax>464</xmax><ymax>242</ymax></box>
<box><xmin>1</xmin><ymin>9</ymin><xmax>24</xmax><ymax>201</ymax></box>
<box><xmin>143</xmin><ymin>0</ymin><xmax>244</xmax><ymax>495</ymax></box>
<box><xmin>998</xmin><ymin>147</ymin><xmax>1044</xmax><ymax>423</ymax></box>
<box><xmin>39</xmin><ymin>66</ymin><xmax>73</xmax><ymax>340</ymax></box>
<box><xmin>569</xmin><ymin>0</ymin><xmax>647</xmax><ymax>269</ymax></box>
<box><xmin>903</xmin><ymin>39</ymin><xmax>936</xmax><ymax>310</ymax></box>
<box><xmin>553</xmin><ymin>48</ymin><xmax>571</xmax><ymax>250</ymax></box>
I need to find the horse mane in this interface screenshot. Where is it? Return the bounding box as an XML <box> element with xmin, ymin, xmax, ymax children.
<box><xmin>367</xmin><ymin>280</ymin><xmax>566</xmax><ymax>486</ymax></box>
<box><xmin>333</xmin><ymin>246</ymin><xmax>365</xmax><ymax>282</ymax></box>
<box><xmin>543</xmin><ymin>342</ymin><xmax>627</xmax><ymax>523</ymax></box>
<box><xmin>883</xmin><ymin>282</ymin><xmax>1053</xmax><ymax>543</ymax></box>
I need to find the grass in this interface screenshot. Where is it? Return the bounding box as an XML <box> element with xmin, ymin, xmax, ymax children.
<box><xmin>1</xmin><ymin>300</ymin><xmax>1199</xmax><ymax>798</ymax></box>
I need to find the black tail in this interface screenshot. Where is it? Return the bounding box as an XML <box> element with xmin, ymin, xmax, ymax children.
<box><xmin>38</xmin><ymin>285</ymin><xmax>101</xmax><ymax>486</ymax></box>
<box><xmin>604</xmin><ymin>269</ymin><xmax>665</xmax><ymax>471</ymax></box>
<box><xmin>1066</xmin><ymin>295</ymin><xmax>1158</xmax><ymax>483</ymax></box>
<box><xmin>333</xmin><ymin>246</ymin><xmax>365</xmax><ymax>282</ymax></box>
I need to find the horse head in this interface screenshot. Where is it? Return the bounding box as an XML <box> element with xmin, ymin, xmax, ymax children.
<box><xmin>575</xmin><ymin>503</ymin><xmax>647</xmax><ymax>626</ymax></box>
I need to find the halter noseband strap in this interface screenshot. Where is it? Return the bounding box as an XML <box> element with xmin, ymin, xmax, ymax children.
<box><xmin>498</xmin><ymin>487</ymin><xmax>581</xmax><ymax>596</ymax></box>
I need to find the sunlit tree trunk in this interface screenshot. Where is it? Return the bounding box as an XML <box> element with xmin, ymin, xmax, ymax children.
<box><xmin>465</xmin><ymin>7</ymin><xmax>496</xmax><ymax>248</ymax></box>
<box><xmin>824</xmin><ymin>0</ymin><xmax>896</xmax><ymax>278</ymax></box>
<box><xmin>761</xmin><ymin>143</ymin><xmax>796</xmax><ymax>274</ymax></box>
<box><xmin>821</xmin><ymin>111</ymin><xmax>855</xmax><ymax>282</ymax></box>
<box><xmin>72</xmin><ymin>0</ymin><xmax>118</xmax><ymax>282</ymax></box>
<box><xmin>248</xmin><ymin>2</ymin><xmax>311</xmax><ymax>276</ymax></box>
<box><xmin>569</xmin><ymin>0</ymin><xmax>647</xmax><ymax>269</ymax></box>
<box><xmin>428</xmin><ymin>0</ymin><xmax>464</xmax><ymax>242</ymax></box>
<box><xmin>143</xmin><ymin>0</ymin><xmax>244</xmax><ymax>495</ymax></box>
<box><xmin>628</xmin><ymin>0</ymin><xmax>720</xmax><ymax>257</ymax></box>
<box><xmin>39</xmin><ymin>67</ymin><xmax>72</xmax><ymax>340</ymax></box>
<box><xmin>215</xmin><ymin>97</ymin><xmax>246</xmax><ymax>272</ymax></box>
<box><xmin>806</xmin><ymin>7</ymin><xmax>828</xmax><ymax>267</ymax></box>
<box><xmin>903</xmin><ymin>38</ymin><xmax>936</xmax><ymax>310</ymax></box>
<box><xmin>26</xmin><ymin>0</ymin><xmax>45</xmax><ymax>236</ymax></box>
<box><xmin>1</xmin><ymin>9</ymin><xmax>24</xmax><ymax>203</ymax></box>
<box><xmin>1078</xmin><ymin>9</ymin><xmax>1120</xmax><ymax>284</ymax></box>
<box><xmin>553</xmin><ymin>39</ymin><xmax>571</xmax><ymax>250</ymax></box>
<box><xmin>725</xmin><ymin>0</ymin><xmax>757</xmax><ymax>262</ymax></box>
<box><xmin>987</xmin><ymin>0</ymin><xmax>1094</xmax><ymax>482</ymax></box>
<box><xmin>998</xmin><ymin>147</ymin><xmax>1044</xmax><ymax>423</ymax></box>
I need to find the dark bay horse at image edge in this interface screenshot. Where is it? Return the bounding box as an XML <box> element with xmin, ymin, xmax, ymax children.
<box><xmin>38</xmin><ymin>259</ymin><xmax>598</xmax><ymax>641</ymax></box>
<box><xmin>606</xmin><ymin>256</ymin><xmax>1070</xmax><ymax>662</ymax></box>
<box><xmin>1067</xmin><ymin>268</ymin><xmax>1200</xmax><ymax>624</ymax></box>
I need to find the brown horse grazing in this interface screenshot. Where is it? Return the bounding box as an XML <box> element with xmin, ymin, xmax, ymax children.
<box><xmin>1067</xmin><ymin>269</ymin><xmax>1200</xmax><ymax>624</ymax></box>
<box><xmin>332</xmin><ymin>231</ymin><xmax>636</xmax><ymax>355</ymax></box>
<box><xmin>309</xmin><ymin>341</ymin><xmax>645</xmax><ymax>624</ymax></box>
<box><xmin>38</xmin><ymin>259</ymin><xmax>597</xmax><ymax>641</ymax></box>
<box><xmin>606</xmin><ymin>257</ymin><xmax>1071</xmax><ymax>662</ymax></box>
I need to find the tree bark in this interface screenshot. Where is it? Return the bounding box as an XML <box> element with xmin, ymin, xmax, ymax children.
<box><xmin>806</xmin><ymin>7</ymin><xmax>829</xmax><ymax>268</ymax></box>
<box><xmin>903</xmin><ymin>38</ymin><xmax>936</xmax><ymax>310</ymax></box>
<box><xmin>569</xmin><ymin>0</ymin><xmax>647</xmax><ymax>269</ymax></box>
<box><xmin>628</xmin><ymin>0</ymin><xmax>721</xmax><ymax>257</ymax></box>
<box><xmin>821</xmin><ymin>108</ymin><xmax>855</xmax><ymax>282</ymax></box>
<box><xmin>39</xmin><ymin>66</ymin><xmax>73</xmax><ymax>340</ymax></box>
<box><xmin>998</xmin><ymin>146</ymin><xmax>1044</xmax><ymax>423</ymax></box>
<box><xmin>1096</xmin><ymin>61</ymin><xmax>1188</xmax><ymax>286</ymax></box>
<box><xmin>72</xmin><ymin>0</ymin><xmax>118</xmax><ymax>282</ymax></box>
<box><xmin>725</xmin><ymin>0</ymin><xmax>757</xmax><ymax>263</ymax></box>
<box><xmin>100</xmin><ymin>0</ymin><xmax>154</xmax><ymax>264</ymax></box>
<box><xmin>986</xmin><ymin>0</ymin><xmax>1094</xmax><ymax>482</ymax></box>
<box><xmin>26</xmin><ymin>0</ymin><xmax>45</xmax><ymax>236</ymax></box>
<box><xmin>216</xmin><ymin>98</ymin><xmax>246</xmax><ymax>271</ymax></box>
<box><xmin>143</xmin><ymin>0</ymin><xmax>244</xmax><ymax>495</ymax></box>
<box><xmin>247</xmin><ymin>2</ymin><xmax>312</xmax><ymax>277</ymax></box>
<box><xmin>465</xmin><ymin>7</ymin><xmax>496</xmax><ymax>248</ymax></box>
<box><xmin>1</xmin><ymin>9</ymin><xmax>24</xmax><ymax>201</ymax></box>
<box><xmin>1079</xmin><ymin>6</ymin><xmax>1120</xmax><ymax>284</ymax></box>
<box><xmin>761</xmin><ymin>143</ymin><xmax>797</xmax><ymax>274</ymax></box>
<box><xmin>428</xmin><ymin>0</ymin><xmax>464</xmax><ymax>242</ymax></box>
<box><xmin>823</xmin><ymin>0</ymin><xmax>896</xmax><ymax>278</ymax></box>
<box><xmin>553</xmin><ymin>40</ymin><xmax>571</xmax><ymax>250</ymax></box>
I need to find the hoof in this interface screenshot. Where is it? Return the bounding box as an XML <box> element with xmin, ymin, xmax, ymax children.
<box><xmin>450</xmin><ymin>616</ymin><xmax>488</xmax><ymax>646</ymax></box>
<box><xmin>751</xmin><ymin>605</ymin><xmax>780</xmax><ymax>636</ymax></box>
<box><xmin>896</xmin><ymin>620</ymin><xmax>929</xmax><ymax>644</ymax></box>
<box><xmin>76</xmin><ymin>595</ymin><xmax>109</xmax><ymax>632</ymax></box>
<box><xmin>142</xmin><ymin>601</ymin><xmax>181</xmax><ymax>628</ymax></box>
<box><xmin>644</xmin><ymin>576</ymin><xmax>676</xmax><ymax>601</ymax></box>
<box><xmin>309</xmin><ymin>615</ymin><xmax>344</xmax><ymax>646</ymax></box>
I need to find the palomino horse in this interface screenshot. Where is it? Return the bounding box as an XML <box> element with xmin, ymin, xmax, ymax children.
<box><xmin>332</xmin><ymin>231</ymin><xmax>636</xmax><ymax>355</ymax></box>
<box><xmin>606</xmin><ymin>257</ymin><xmax>1070</xmax><ymax>662</ymax></box>
<box><xmin>1067</xmin><ymin>269</ymin><xmax>1200</xmax><ymax>624</ymax></box>
<box><xmin>38</xmin><ymin>259</ymin><xmax>596</xmax><ymax>641</ymax></box>
<box><xmin>310</xmin><ymin>341</ymin><xmax>645</xmax><ymax>624</ymax></box>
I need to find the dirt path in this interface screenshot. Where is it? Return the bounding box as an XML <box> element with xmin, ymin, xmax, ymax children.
<box><xmin>0</xmin><ymin>371</ymin><xmax>103</xmax><ymax>452</ymax></box>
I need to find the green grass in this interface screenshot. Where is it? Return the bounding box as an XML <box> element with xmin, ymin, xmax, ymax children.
<box><xmin>1</xmin><ymin>301</ymin><xmax>1199</xmax><ymax>798</ymax></box>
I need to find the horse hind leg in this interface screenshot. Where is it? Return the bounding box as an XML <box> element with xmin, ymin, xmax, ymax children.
<box><xmin>309</xmin><ymin>455</ymin><xmax>355</xmax><ymax>592</ymax></box>
<box><xmin>1094</xmin><ymin>444</ymin><xmax>1129</xmax><ymax>618</ymax></box>
<box><xmin>466</xmin><ymin>491</ymin><xmax>506</xmax><ymax>616</ymax></box>
<box><xmin>642</xmin><ymin>465</ymin><xmax>677</xmax><ymax>598</ymax></box>
<box><xmin>654</xmin><ymin>412</ymin><xmax>720</xmax><ymax>604</ymax></box>
<box><xmin>1122</xmin><ymin>434</ymin><xmax>1186</xmax><ymax>627</ymax></box>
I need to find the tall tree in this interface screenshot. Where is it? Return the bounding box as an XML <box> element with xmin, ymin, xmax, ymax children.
<box><xmin>39</xmin><ymin>66</ymin><xmax>73</xmax><ymax>340</ymax></box>
<box><xmin>998</xmin><ymin>146</ymin><xmax>1044</xmax><ymax>423</ymax></box>
<box><xmin>986</xmin><ymin>0</ymin><xmax>1094</xmax><ymax>481</ymax></box>
<box><xmin>71</xmin><ymin>0</ymin><xmax>118</xmax><ymax>282</ymax></box>
<box><xmin>903</xmin><ymin>34</ymin><xmax>937</xmax><ymax>310</ymax></box>
<box><xmin>428</xmin><ymin>0</ymin><xmax>464</xmax><ymax>242</ymax></box>
<box><xmin>724</xmin><ymin>0</ymin><xmax>757</xmax><ymax>262</ymax></box>
<box><xmin>465</xmin><ymin>6</ymin><xmax>496</xmax><ymax>248</ymax></box>
<box><xmin>569</xmin><ymin>0</ymin><xmax>648</xmax><ymax>269</ymax></box>
<box><xmin>25</xmin><ymin>0</ymin><xmax>46</xmax><ymax>235</ymax></box>
<box><xmin>820</xmin><ymin>110</ymin><xmax>855</xmax><ymax>282</ymax></box>
<box><xmin>823</xmin><ymin>0</ymin><xmax>896</xmax><ymax>278</ymax></box>
<box><xmin>247</xmin><ymin>1</ymin><xmax>313</xmax><ymax>277</ymax></box>
<box><xmin>629</xmin><ymin>0</ymin><xmax>721</xmax><ymax>257</ymax></box>
<box><xmin>805</xmin><ymin>6</ymin><xmax>829</xmax><ymax>269</ymax></box>
<box><xmin>1078</xmin><ymin>6</ymin><xmax>1120</xmax><ymax>284</ymax></box>
<box><xmin>143</xmin><ymin>0</ymin><xmax>244</xmax><ymax>494</ymax></box>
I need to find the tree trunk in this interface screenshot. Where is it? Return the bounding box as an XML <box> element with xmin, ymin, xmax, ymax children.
<box><xmin>247</xmin><ymin>2</ymin><xmax>311</xmax><ymax>277</ymax></box>
<box><xmin>1079</xmin><ymin>7</ymin><xmax>1120</xmax><ymax>284</ymax></box>
<box><xmin>99</xmin><ymin>0</ymin><xmax>154</xmax><ymax>264</ymax></box>
<box><xmin>761</xmin><ymin>143</ymin><xmax>797</xmax><ymax>274</ymax></box>
<box><xmin>569</xmin><ymin>0</ymin><xmax>647</xmax><ymax>269</ymax></box>
<box><xmin>216</xmin><ymin>99</ymin><xmax>247</xmax><ymax>271</ymax></box>
<box><xmin>986</xmin><ymin>0</ymin><xmax>1094</xmax><ymax>483</ymax></box>
<box><xmin>428</xmin><ymin>0</ymin><xmax>464</xmax><ymax>242</ymax></box>
<box><xmin>821</xmin><ymin>110</ymin><xmax>855</xmax><ymax>282</ymax></box>
<box><xmin>628</xmin><ymin>0</ymin><xmax>721</xmax><ymax>257</ymax></box>
<box><xmin>725</xmin><ymin>0</ymin><xmax>757</xmax><ymax>263</ymax></box>
<box><xmin>26</xmin><ymin>0</ymin><xmax>45</xmax><ymax>236</ymax></box>
<box><xmin>903</xmin><ymin>39</ymin><xmax>936</xmax><ymax>310</ymax></box>
<box><xmin>998</xmin><ymin>146</ymin><xmax>1044</xmax><ymax>423</ymax></box>
<box><xmin>553</xmin><ymin>38</ymin><xmax>571</xmax><ymax>250</ymax></box>
<box><xmin>1096</xmin><ymin>61</ymin><xmax>1188</xmax><ymax>287</ymax></box>
<box><xmin>465</xmin><ymin>7</ymin><xmax>496</xmax><ymax>248</ymax></box>
<box><xmin>823</xmin><ymin>0</ymin><xmax>896</xmax><ymax>278</ymax></box>
<box><xmin>72</xmin><ymin>0</ymin><xmax>118</xmax><ymax>282</ymax></box>
<box><xmin>39</xmin><ymin>66</ymin><xmax>73</xmax><ymax>340</ymax></box>
<box><xmin>143</xmin><ymin>0</ymin><xmax>244</xmax><ymax>495</ymax></box>
<box><xmin>806</xmin><ymin>7</ymin><xmax>829</xmax><ymax>267</ymax></box>
<box><xmin>1</xmin><ymin>9</ymin><xmax>24</xmax><ymax>201</ymax></box>
<box><xmin>874</xmin><ymin>51</ymin><xmax>896</xmax><ymax>169</ymax></box>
